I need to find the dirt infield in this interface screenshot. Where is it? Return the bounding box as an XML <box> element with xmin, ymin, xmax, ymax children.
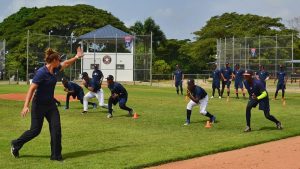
<box><xmin>149</xmin><ymin>136</ymin><xmax>300</xmax><ymax>169</ymax></box>
<box><xmin>0</xmin><ymin>93</ymin><xmax>76</xmax><ymax>102</ymax></box>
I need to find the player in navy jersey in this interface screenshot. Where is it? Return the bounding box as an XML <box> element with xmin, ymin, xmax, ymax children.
<box><xmin>92</xmin><ymin>65</ymin><xmax>104</xmax><ymax>86</ymax></box>
<box><xmin>106</xmin><ymin>75</ymin><xmax>133</xmax><ymax>118</ymax></box>
<box><xmin>220</xmin><ymin>63</ymin><xmax>233</xmax><ymax>100</ymax></box>
<box><xmin>11</xmin><ymin>47</ymin><xmax>84</xmax><ymax>161</ymax></box>
<box><xmin>233</xmin><ymin>64</ymin><xmax>246</xmax><ymax>99</ymax></box>
<box><xmin>257</xmin><ymin>65</ymin><xmax>269</xmax><ymax>88</ymax></box>
<box><xmin>81</xmin><ymin>72</ymin><xmax>108</xmax><ymax>114</ymax></box>
<box><xmin>243</xmin><ymin>70</ymin><xmax>282</xmax><ymax>132</ymax></box>
<box><xmin>62</xmin><ymin>77</ymin><xmax>96</xmax><ymax>109</ymax></box>
<box><xmin>211</xmin><ymin>64</ymin><xmax>221</xmax><ymax>99</ymax></box>
<box><xmin>274</xmin><ymin>65</ymin><xmax>287</xmax><ymax>100</ymax></box>
<box><xmin>173</xmin><ymin>64</ymin><xmax>184</xmax><ymax>95</ymax></box>
<box><xmin>184</xmin><ymin>79</ymin><xmax>216</xmax><ymax>126</ymax></box>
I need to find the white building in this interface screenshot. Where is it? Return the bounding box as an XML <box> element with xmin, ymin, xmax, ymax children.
<box><xmin>78</xmin><ymin>25</ymin><xmax>133</xmax><ymax>81</ymax></box>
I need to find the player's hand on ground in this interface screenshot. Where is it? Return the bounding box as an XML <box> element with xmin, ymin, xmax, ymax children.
<box><xmin>21</xmin><ymin>107</ymin><xmax>29</xmax><ymax>117</ymax></box>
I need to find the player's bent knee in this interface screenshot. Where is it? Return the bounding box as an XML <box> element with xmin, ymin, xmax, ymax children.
<box><xmin>200</xmin><ymin>111</ymin><xmax>207</xmax><ymax>115</ymax></box>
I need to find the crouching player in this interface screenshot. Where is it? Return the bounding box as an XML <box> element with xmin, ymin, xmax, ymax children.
<box><xmin>243</xmin><ymin>70</ymin><xmax>282</xmax><ymax>132</ymax></box>
<box><xmin>184</xmin><ymin>79</ymin><xmax>216</xmax><ymax>126</ymax></box>
<box><xmin>106</xmin><ymin>75</ymin><xmax>133</xmax><ymax>118</ymax></box>
<box><xmin>62</xmin><ymin>77</ymin><xmax>96</xmax><ymax>109</ymax></box>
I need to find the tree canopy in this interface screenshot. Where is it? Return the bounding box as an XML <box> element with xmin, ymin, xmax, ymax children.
<box><xmin>0</xmin><ymin>4</ymin><xmax>128</xmax><ymax>78</ymax></box>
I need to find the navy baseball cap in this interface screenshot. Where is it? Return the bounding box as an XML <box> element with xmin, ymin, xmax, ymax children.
<box><xmin>106</xmin><ymin>75</ymin><xmax>114</xmax><ymax>80</ymax></box>
<box><xmin>243</xmin><ymin>70</ymin><xmax>253</xmax><ymax>76</ymax></box>
<box><xmin>81</xmin><ymin>72</ymin><xmax>88</xmax><ymax>79</ymax></box>
<box><xmin>187</xmin><ymin>79</ymin><xmax>195</xmax><ymax>85</ymax></box>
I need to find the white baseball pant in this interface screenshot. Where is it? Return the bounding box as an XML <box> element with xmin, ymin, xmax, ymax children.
<box><xmin>186</xmin><ymin>95</ymin><xmax>209</xmax><ymax>115</ymax></box>
<box><xmin>83</xmin><ymin>89</ymin><xmax>108</xmax><ymax>111</ymax></box>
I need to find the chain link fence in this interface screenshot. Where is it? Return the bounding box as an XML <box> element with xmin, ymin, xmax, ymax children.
<box><xmin>216</xmin><ymin>35</ymin><xmax>296</xmax><ymax>77</ymax></box>
<box><xmin>0</xmin><ymin>40</ymin><xmax>5</xmax><ymax>80</ymax></box>
<box><xmin>27</xmin><ymin>31</ymin><xmax>79</xmax><ymax>81</ymax></box>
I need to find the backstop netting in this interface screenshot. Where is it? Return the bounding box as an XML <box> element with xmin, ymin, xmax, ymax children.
<box><xmin>216</xmin><ymin>35</ymin><xmax>295</xmax><ymax>76</ymax></box>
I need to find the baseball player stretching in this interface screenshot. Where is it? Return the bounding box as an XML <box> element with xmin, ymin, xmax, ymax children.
<box><xmin>81</xmin><ymin>72</ymin><xmax>108</xmax><ymax>114</ymax></box>
<box><xmin>243</xmin><ymin>70</ymin><xmax>282</xmax><ymax>132</ymax></box>
<box><xmin>184</xmin><ymin>79</ymin><xmax>216</xmax><ymax>125</ymax></box>
<box><xmin>106</xmin><ymin>75</ymin><xmax>133</xmax><ymax>118</ymax></box>
<box><xmin>62</xmin><ymin>77</ymin><xmax>96</xmax><ymax>110</ymax></box>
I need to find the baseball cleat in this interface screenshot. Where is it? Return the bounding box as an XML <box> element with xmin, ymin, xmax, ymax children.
<box><xmin>11</xmin><ymin>143</ymin><xmax>19</xmax><ymax>158</ymax></box>
<box><xmin>210</xmin><ymin>96</ymin><xmax>214</xmax><ymax>99</ymax></box>
<box><xmin>128</xmin><ymin>109</ymin><xmax>133</xmax><ymax>116</ymax></box>
<box><xmin>210</xmin><ymin>116</ymin><xmax>216</xmax><ymax>124</ymax></box>
<box><xmin>276</xmin><ymin>122</ymin><xmax>283</xmax><ymax>130</ymax></box>
<box><xmin>107</xmin><ymin>113</ymin><xmax>113</xmax><ymax>118</ymax></box>
<box><xmin>244</xmin><ymin>126</ymin><xmax>251</xmax><ymax>132</ymax></box>
<box><xmin>81</xmin><ymin>111</ymin><xmax>87</xmax><ymax>114</ymax></box>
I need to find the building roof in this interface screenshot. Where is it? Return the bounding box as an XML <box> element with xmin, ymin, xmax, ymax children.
<box><xmin>78</xmin><ymin>25</ymin><xmax>131</xmax><ymax>40</ymax></box>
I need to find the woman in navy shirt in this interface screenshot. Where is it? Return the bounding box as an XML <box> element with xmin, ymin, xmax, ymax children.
<box><xmin>11</xmin><ymin>47</ymin><xmax>84</xmax><ymax>161</ymax></box>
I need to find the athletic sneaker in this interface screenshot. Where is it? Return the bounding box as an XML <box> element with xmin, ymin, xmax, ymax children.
<box><xmin>244</xmin><ymin>126</ymin><xmax>251</xmax><ymax>132</ymax></box>
<box><xmin>81</xmin><ymin>111</ymin><xmax>87</xmax><ymax>114</ymax></box>
<box><xmin>210</xmin><ymin>116</ymin><xmax>216</xmax><ymax>124</ymax></box>
<box><xmin>128</xmin><ymin>109</ymin><xmax>133</xmax><ymax>116</ymax></box>
<box><xmin>218</xmin><ymin>96</ymin><xmax>221</xmax><ymax>99</ymax></box>
<box><xmin>93</xmin><ymin>103</ymin><xmax>97</xmax><ymax>109</ymax></box>
<box><xmin>210</xmin><ymin>96</ymin><xmax>214</xmax><ymax>99</ymax></box>
<box><xmin>10</xmin><ymin>143</ymin><xmax>19</xmax><ymax>158</ymax></box>
<box><xmin>184</xmin><ymin>120</ymin><xmax>190</xmax><ymax>126</ymax></box>
<box><xmin>107</xmin><ymin>113</ymin><xmax>113</xmax><ymax>118</ymax></box>
<box><xmin>64</xmin><ymin>107</ymin><xmax>69</xmax><ymax>110</ymax></box>
<box><xmin>50</xmin><ymin>156</ymin><xmax>63</xmax><ymax>162</ymax></box>
<box><xmin>276</xmin><ymin>122</ymin><xmax>283</xmax><ymax>130</ymax></box>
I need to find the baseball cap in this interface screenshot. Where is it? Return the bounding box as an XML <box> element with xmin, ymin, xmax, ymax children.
<box><xmin>106</xmin><ymin>75</ymin><xmax>114</xmax><ymax>80</ymax></box>
<box><xmin>243</xmin><ymin>70</ymin><xmax>253</xmax><ymax>76</ymax></box>
<box><xmin>187</xmin><ymin>79</ymin><xmax>195</xmax><ymax>85</ymax></box>
<box><xmin>81</xmin><ymin>72</ymin><xmax>88</xmax><ymax>79</ymax></box>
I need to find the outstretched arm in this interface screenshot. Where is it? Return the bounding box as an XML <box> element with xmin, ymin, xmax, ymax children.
<box><xmin>60</xmin><ymin>47</ymin><xmax>84</xmax><ymax>71</ymax></box>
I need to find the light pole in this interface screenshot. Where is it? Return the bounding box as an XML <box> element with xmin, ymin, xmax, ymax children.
<box><xmin>48</xmin><ymin>30</ymin><xmax>53</xmax><ymax>48</ymax></box>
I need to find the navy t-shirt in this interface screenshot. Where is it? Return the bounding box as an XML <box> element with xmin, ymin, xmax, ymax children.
<box><xmin>66</xmin><ymin>81</ymin><xmax>83</xmax><ymax>94</ymax></box>
<box><xmin>212</xmin><ymin>69</ymin><xmax>221</xmax><ymax>83</ymax></box>
<box><xmin>108</xmin><ymin>82</ymin><xmax>128</xmax><ymax>98</ymax></box>
<box><xmin>233</xmin><ymin>69</ymin><xmax>245</xmax><ymax>82</ymax></box>
<box><xmin>277</xmin><ymin>71</ymin><xmax>286</xmax><ymax>84</ymax></box>
<box><xmin>243</xmin><ymin>78</ymin><xmax>266</xmax><ymax>97</ymax></box>
<box><xmin>221</xmin><ymin>67</ymin><xmax>233</xmax><ymax>80</ymax></box>
<box><xmin>92</xmin><ymin>69</ymin><xmax>103</xmax><ymax>83</ymax></box>
<box><xmin>174</xmin><ymin>69</ymin><xmax>183</xmax><ymax>81</ymax></box>
<box><xmin>32</xmin><ymin>65</ymin><xmax>61</xmax><ymax>104</ymax></box>
<box><xmin>258</xmin><ymin>70</ymin><xmax>269</xmax><ymax>81</ymax></box>
<box><xmin>86</xmin><ymin>78</ymin><xmax>100</xmax><ymax>93</ymax></box>
<box><xmin>191</xmin><ymin>86</ymin><xmax>207</xmax><ymax>100</ymax></box>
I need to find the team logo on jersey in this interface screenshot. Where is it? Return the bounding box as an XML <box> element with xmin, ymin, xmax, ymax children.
<box><xmin>103</xmin><ymin>55</ymin><xmax>112</xmax><ymax>64</ymax></box>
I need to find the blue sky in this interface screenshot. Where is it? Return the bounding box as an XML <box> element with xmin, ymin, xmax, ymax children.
<box><xmin>0</xmin><ymin>0</ymin><xmax>299</xmax><ymax>40</ymax></box>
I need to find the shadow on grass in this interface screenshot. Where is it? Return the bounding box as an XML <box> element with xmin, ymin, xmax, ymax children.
<box><xmin>19</xmin><ymin>145</ymin><xmax>131</xmax><ymax>160</ymax></box>
<box><xmin>63</xmin><ymin>145</ymin><xmax>130</xmax><ymax>159</ymax></box>
<box><xmin>258</xmin><ymin>126</ymin><xmax>278</xmax><ymax>131</ymax></box>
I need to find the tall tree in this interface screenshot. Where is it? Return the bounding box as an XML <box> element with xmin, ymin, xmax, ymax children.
<box><xmin>130</xmin><ymin>17</ymin><xmax>166</xmax><ymax>53</ymax></box>
<box><xmin>0</xmin><ymin>4</ymin><xmax>128</xmax><ymax>79</ymax></box>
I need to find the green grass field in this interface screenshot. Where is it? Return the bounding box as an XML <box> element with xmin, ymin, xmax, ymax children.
<box><xmin>0</xmin><ymin>84</ymin><xmax>300</xmax><ymax>169</ymax></box>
